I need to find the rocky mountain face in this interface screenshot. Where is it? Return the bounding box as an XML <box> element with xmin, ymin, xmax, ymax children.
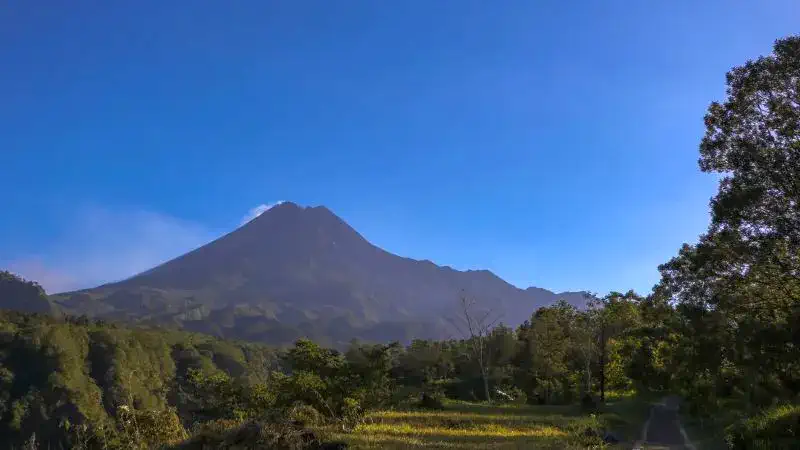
<box><xmin>50</xmin><ymin>202</ymin><xmax>586</xmax><ymax>347</ymax></box>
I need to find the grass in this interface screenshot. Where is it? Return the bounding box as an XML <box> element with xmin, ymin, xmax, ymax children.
<box><xmin>322</xmin><ymin>396</ymin><xmax>650</xmax><ymax>449</ymax></box>
<box><xmin>682</xmin><ymin>402</ymin><xmax>800</xmax><ymax>450</ymax></box>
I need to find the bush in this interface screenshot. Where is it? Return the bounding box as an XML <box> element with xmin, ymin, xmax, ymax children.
<box><xmin>443</xmin><ymin>376</ymin><xmax>484</xmax><ymax>401</ymax></box>
<box><xmin>189</xmin><ymin>418</ymin><xmax>244</xmax><ymax>439</ymax></box>
<box><xmin>418</xmin><ymin>392</ymin><xmax>445</xmax><ymax>410</ymax></box>
<box><xmin>581</xmin><ymin>393</ymin><xmax>598</xmax><ymax>412</ymax></box>
<box><xmin>724</xmin><ymin>404</ymin><xmax>800</xmax><ymax>450</ymax></box>
<box><xmin>496</xmin><ymin>386</ymin><xmax>527</xmax><ymax>405</ymax></box>
<box><xmin>116</xmin><ymin>406</ymin><xmax>188</xmax><ymax>449</ymax></box>
<box><xmin>288</xmin><ymin>404</ymin><xmax>324</xmax><ymax>427</ymax></box>
<box><xmin>682</xmin><ymin>371</ymin><xmax>718</xmax><ymax>420</ymax></box>
<box><xmin>339</xmin><ymin>397</ymin><xmax>362</xmax><ymax>430</ymax></box>
<box><xmin>389</xmin><ymin>385</ymin><xmax>425</xmax><ymax>407</ymax></box>
<box><xmin>179</xmin><ymin>417</ymin><xmax>347</xmax><ymax>449</ymax></box>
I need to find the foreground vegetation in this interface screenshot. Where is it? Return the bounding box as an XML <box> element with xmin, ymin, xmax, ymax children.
<box><xmin>325</xmin><ymin>396</ymin><xmax>649</xmax><ymax>449</ymax></box>
<box><xmin>0</xmin><ymin>34</ymin><xmax>798</xmax><ymax>449</ymax></box>
<box><xmin>0</xmin><ymin>298</ymin><xmax>649</xmax><ymax>449</ymax></box>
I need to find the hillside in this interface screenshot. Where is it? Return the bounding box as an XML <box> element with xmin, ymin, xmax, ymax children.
<box><xmin>50</xmin><ymin>202</ymin><xmax>585</xmax><ymax>346</ymax></box>
<box><xmin>0</xmin><ymin>309</ymin><xmax>280</xmax><ymax>448</ymax></box>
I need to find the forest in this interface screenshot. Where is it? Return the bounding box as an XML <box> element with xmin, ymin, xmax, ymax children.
<box><xmin>0</xmin><ymin>35</ymin><xmax>798</xmax><ymax>449</ymax></box>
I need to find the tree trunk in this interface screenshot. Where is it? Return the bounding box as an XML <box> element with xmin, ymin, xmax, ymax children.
<box><xmin>599</xmin><ymin>325</ymin><xmax>606</xmax><ymax>403</ymax></box>
<box><xmin>585</xmin><ymin>358</ymin><xmax>592</xmax><ymax>395</ymax></box>
<box><xmin>482</xmin><ymin>367</ymin><xmax>491</xmax><ymax>403</ymax></box>
<box><xmin>479</xmin><ymin>341</ymin><xmax>491</xmax><ymax>403</ymax></box>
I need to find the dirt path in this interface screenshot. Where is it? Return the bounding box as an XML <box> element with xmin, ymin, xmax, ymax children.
<box><xmin>633</xmin><ymin>396</ymin><xmax>695</xmax><ymax>450</ymax></box>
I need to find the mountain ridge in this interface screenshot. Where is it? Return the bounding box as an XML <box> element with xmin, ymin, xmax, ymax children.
<box><xmin>49</xmin><ymin>202</ymin><xmax>587</xmax><ymax>346</ymax></box>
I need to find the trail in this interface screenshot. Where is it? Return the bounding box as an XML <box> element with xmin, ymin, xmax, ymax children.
<box><xmin>633</xmin><ymin>396</ymin><xmax>695</xmax><ymax>450</ymax></box>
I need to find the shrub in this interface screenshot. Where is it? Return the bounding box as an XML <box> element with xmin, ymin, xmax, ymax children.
<box><xmin>389</xmin><ymin>385</ymin><xmax>425</xmax><ymax>407</ymax></box>
<box><xmin>339</xmin><ymin>397</ymin><xmax>362</xmax><ymax>431</ymax></box>
<box><xmin>724</xmin><ymin>404</ymin><xmax>800</xmax><ymax>450</ymax></box>
<box><xmin>289</xmin><ymin>403</ymin><xmax>324</xmax><ymax>427</ymax></box>
<box><xmin>495</xmin><ymin>385</ymin><xmax>527</xmax><ymax>404</ymax></box>
<box><xmin>178</xmin><ymin>418</ymin><xmax>346</xmax><ymax>450</ymax></box>
<box><xmin>116</xmin><ymin>406</ymin><xmax>189</xmax><ymax>449</ymax></box>
<box><xmin>682</xmin><ymin>370</ymin><xmax>718</xmax><ymax>420</ymax></box>
<box><xmin>189</xmin><ymin>418</ymin><xmax>244</xmax><ymax>439</ymax></box>
<box><xmin>418</xmin><ymin>392</ymin><xmax>445</xmax><ymax>410</ymax></box>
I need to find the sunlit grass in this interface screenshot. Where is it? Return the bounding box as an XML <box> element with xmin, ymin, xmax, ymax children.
<box><xmin>322</xmin><ymin>399</ymin><xmax>646</xmax><ymax>449</ymax></box>
<box><xmin>361</xmin><ymin>422</ymin><xmax>567</xmax><ymax>437</ymax></box>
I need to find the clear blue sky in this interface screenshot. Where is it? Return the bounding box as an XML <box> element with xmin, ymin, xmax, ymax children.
<box><xmin>1</xmin><ymin>1</ymin><xmax>798</xmax><ymax>294</ymax></box>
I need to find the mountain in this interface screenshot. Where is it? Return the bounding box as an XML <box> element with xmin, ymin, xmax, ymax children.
<box><xmin>49</xmin><ymin>202</ymin><xmax>586</xmax><ymax>347</ymax></box>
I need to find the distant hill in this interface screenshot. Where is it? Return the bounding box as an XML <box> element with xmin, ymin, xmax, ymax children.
<box><xmin>48</xmin><ymin>202</ymin><xmax>586</xmax><ymax>347</ymax></box>
<box><xmin>0</xmin><ymin>271</ymin><xmax>59</xmax><ymax>315</ymax></box>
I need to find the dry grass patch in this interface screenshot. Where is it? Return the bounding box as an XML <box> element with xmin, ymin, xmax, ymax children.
<box><xmin>323</xmin><ymin>400</ymin><xmax>643</xmax><ymax>449</ymax></box>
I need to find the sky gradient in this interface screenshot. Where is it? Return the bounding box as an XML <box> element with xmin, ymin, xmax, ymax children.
<box><xmin>2</xmin><ymin>1</ymin><xmax>798</xmax><ymax>294</ymax></box>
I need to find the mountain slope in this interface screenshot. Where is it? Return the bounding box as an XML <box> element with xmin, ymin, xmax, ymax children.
<box><xmin>50</xmin><ymin>202</ymin><xmax>586</xmax><ymax>346</ymax></box>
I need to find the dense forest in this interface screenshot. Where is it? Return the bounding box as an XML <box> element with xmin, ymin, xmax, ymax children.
<box><xmin>0</xmin><ymin>36</ymin><xmax>798</xmax><ymax>449</ymax></box>
<box><xmin>0</xmin><ymin>287</ymin><xmax>681</xmax><ymax>449</ymax></box>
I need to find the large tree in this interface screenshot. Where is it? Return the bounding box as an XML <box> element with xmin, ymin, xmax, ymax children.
<box><xmin>659</xmin><ymin>36</ymin><xmax>800</xmax><ymax>400</ymax></box>
<box><xmin>592</xmin><ymin>292</ymin><xmax>641</xmax><ymax>402</ymax></box>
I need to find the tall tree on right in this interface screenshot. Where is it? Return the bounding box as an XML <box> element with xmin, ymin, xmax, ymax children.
<box><xmin>659</xmin><ymin>36</ymin><xmax>800</xmax><ymax>401</ymax></box>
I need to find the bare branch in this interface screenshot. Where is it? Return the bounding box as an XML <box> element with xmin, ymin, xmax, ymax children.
<box><xmin>449</xmin><ymin>292</ymin><xmax>500</xmax><ymax>403</ymax></box>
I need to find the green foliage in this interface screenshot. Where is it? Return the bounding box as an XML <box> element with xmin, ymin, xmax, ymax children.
<box><xmin>285</xmin><ymin>338</ymin><xmax>344</xmax><ymax>377</ymax></box>
<box><xmin>182</xmin><ymin>367</ymin><xmax>279</xmax><ymax>426</ymax></box>
<box><xmin>658</xmin><ymin>35</ymin><xmax>800</xmax><ymax>404</ymax></box>
<box><xmin>725</xmin><ymin>404</ymin><xmax>800</xmax><ymax>449</ymax></box>
<box><xmin>178</xmin><ymin>416</ymin><xmax>337</xmax><ymax>450</ymax></box>
<box><xmin>627</xmin><ymin>35</ymin><xmax>800</xmax><ymax>447</ymax></box>
<box><xmin>339</xmin><ymin>397</ymin><xmax>362</xmax><ymax>430</ymax></box>
<box><xmin>345</xmin><ymin>341</ymin><xmax>400</xmax><ymax>408</ymax></box>
<box><xmin>89</xmin><ymin>327</ymin><xmax>176</xmax><ymax>412</ymax></box>
<box><xmin>115</xmin><ymin>406</ymin><xmax>188</xmax><ymax>449</ymax></box>
<box><xmin>0</xmin><ymin>309</ymin><xmax>281</xmax><ymax>448</ymax></box>
<box><xmin>418</xmin><ymin>392</ymin><xmax>445</xmax><ymax>410</ymax></box>
<box><xmin>522</xmin><ymin>306</ymin><xmax>571</xmax><ymax>403</ymax></box>
<box><xmin>287</xmin><ymin>403</ymin><xmax>323</xmax><ymax>427</ymax></box>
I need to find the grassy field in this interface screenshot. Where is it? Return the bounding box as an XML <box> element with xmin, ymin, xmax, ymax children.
<box><xmin>325</xmin><ymin>396</ymin><xmax>650</xmax><ymax>449</ymax></box>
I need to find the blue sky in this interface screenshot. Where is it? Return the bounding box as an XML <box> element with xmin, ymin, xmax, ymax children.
<box><xmin>1</xmin><ymin>1</ymin><xmax>798</xmax><ymax>294</ymax></box>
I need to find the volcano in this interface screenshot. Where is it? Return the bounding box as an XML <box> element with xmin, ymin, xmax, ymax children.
<box><xmin>50</xmin><ymin>202</ymin><xmax>586</xmax><ymax>346</ymax></box>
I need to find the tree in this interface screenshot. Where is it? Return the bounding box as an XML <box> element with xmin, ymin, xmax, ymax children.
<box><xmin>659</xmin><ymin>35</ymin><xmax>800</xmax><ymax>402</ymax></box>
<box><xmin>345</xmin><ymin>341</ymin><xmax>401</xmax><ymax>408</ymax></box>
<box><xmin>448</xmin><ymin>294</ymin><xmax>501</xmax><ymax>402</ymax></box>
<box><xmin>525</xmin><ymin>307</ymin><xmax>571</xmax><ymax>403</ymax></box>
<box><xmin>592</xmin><ymin>291</ymin><xmax>641</xmax><ymax>402</ymax></box>
<box><xmin>283</xmin><ymin>338</ymin><xmax>344</xmax><ymax>378</ymax></box>
<box><xmin>574</xmin><ymin>308</ymin><xmax>599</xmax><ymax>398</ymax></box>
<box><xmin>689</xmin><ymin>35</ymin><xmax>800</xmax><ymax>321</ymax></box>
<box><xmin>700</xmin><ymin>35</ymin><xmax>800</xmax><ymax>271</ymax></box>
<box><xmin>396</xmin><ymin>339</ymin><xmax>454</xmax><ymax>387</ymax></box>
